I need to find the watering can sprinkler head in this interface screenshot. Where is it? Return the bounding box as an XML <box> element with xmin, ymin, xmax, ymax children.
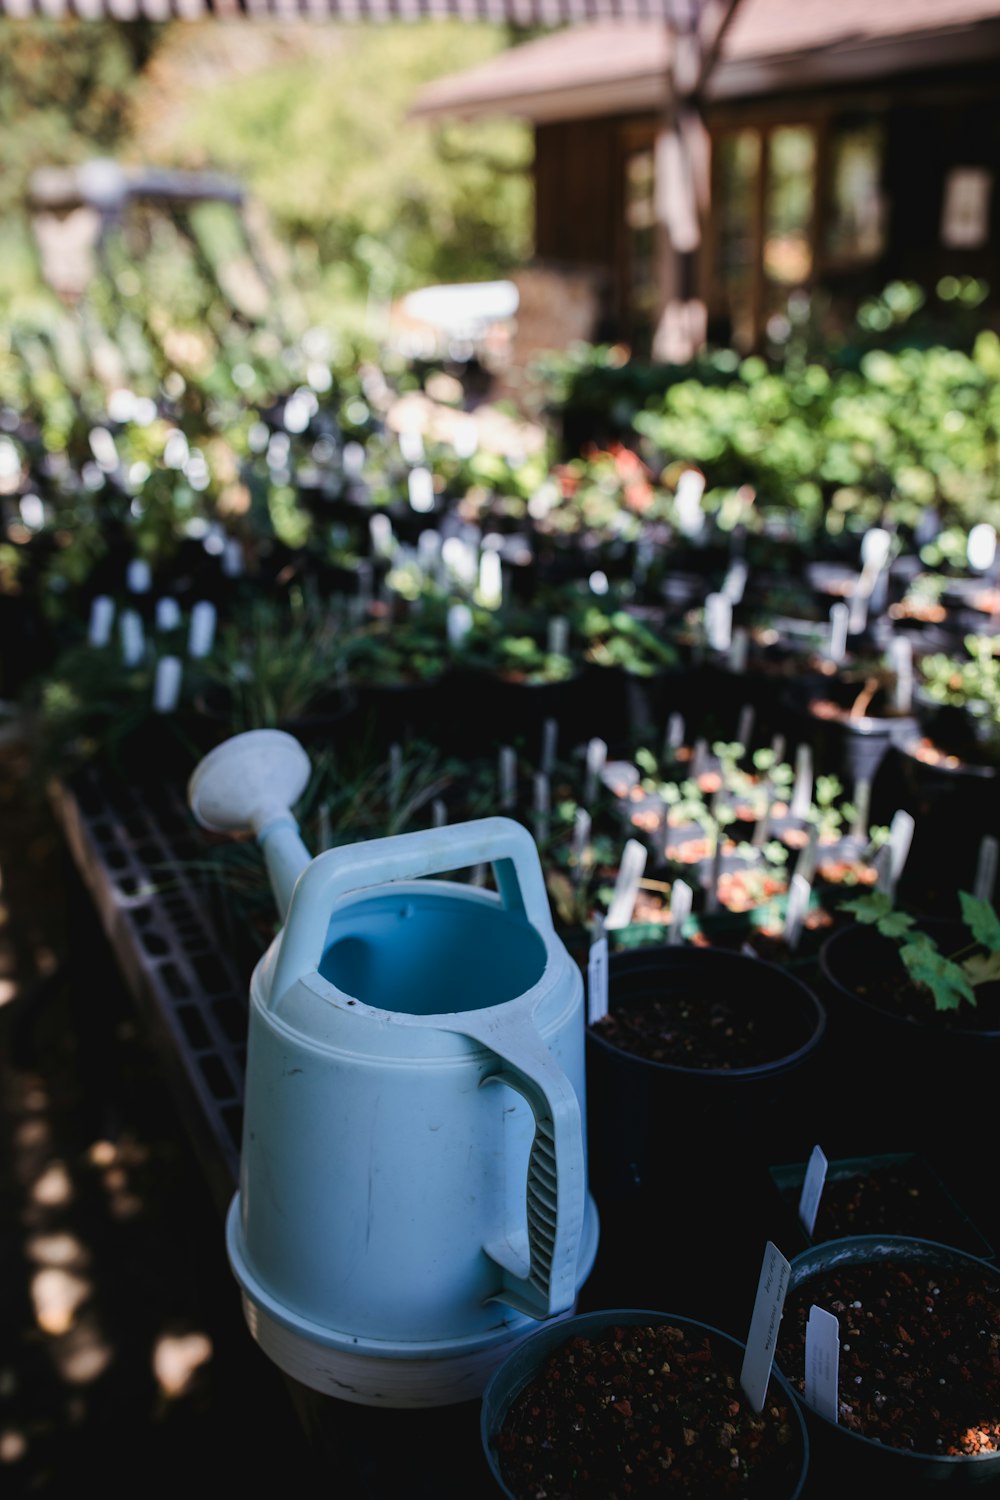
<box><xmin>188</xmin><ymin>729</ymin><xmax>313</xmax><ymax>919</ymax></box>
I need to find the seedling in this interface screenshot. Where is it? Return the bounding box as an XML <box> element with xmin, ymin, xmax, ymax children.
<box><xmin>838</xmin><ymin>888</ymin><xmax>1000</xmax><ymax>1011</ymax></box>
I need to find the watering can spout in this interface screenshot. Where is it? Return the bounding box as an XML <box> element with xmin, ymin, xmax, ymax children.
<box><xmin>187</xmin><ymin>729</ymin><xmax>314</xmax><ymax>921</ymax></box>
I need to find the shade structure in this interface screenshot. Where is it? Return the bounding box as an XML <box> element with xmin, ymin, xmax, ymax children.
<box><xmin>0</xmin><ymin>0</ymin><xmax>708</xmax><ymax>22</ymax></box>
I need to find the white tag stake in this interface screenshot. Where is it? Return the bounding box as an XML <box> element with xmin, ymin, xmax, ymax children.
<box><xmin>968</xmin><ymin>522</ymin><xmax>997</xmax><ymax>575</ymax></box>
<box><xmin>880</xmin><ymin>809</ymin><xmax>915</xmax><ymax>901</ymax></box>
<box><xmin>127</xmin><ymin>557</ymin><xmax>151</xmax><ymax>595</ymax></box>
<box><xmin>889</xmin><ymin>636</ymin><xmax>914</xmax><ymax>714</ymax></box>
<box><xmin>975</xmin><ymin>835</ymin><xmax>999</xmax><ymax>904</ymax></box>
<box><xmin>722</xmin><ymin>559</ymin><xmax>748</xmax><ymax>605</ymax></box>
<box><xmin>152</xmin><ymin>656</ymin><xmax>182</xmax><ymax>713</ymax></box>
<box><xmin>541</xmin><ymin>717</ymin><xmax>558</xmax><ymax>777</ymax></box>
<box><xmin>691</xmin><ymin>737</ymin><xmax>709</xmax><ymax>781</ymax></box>
<box><xmin>120</xmin><ymin>609</ymin><xmax>145</xmax><ymax>667</ymax></box>
<box><xmin>798</xmin><ymin>1144</ymin><xmax>829</xmax><ymax>1238</ymax></box>
<box><xmin>784</xmin><ymin>872</ymin><xmax>812</xmax><ymax>952</ymax></box>
<box><xmin>547</xmin><ymin>616</ymin><xmax>570</xmax><ymax>658</ymax></box>
<box><xmin>370</xmin><ymin>512</ymin><xmax>395</xmax><ymax>560</ymax></box>
<box><xmin>572</xmin><ymin>807</ymin><xmax>592</xmax><ymax>882</ymax></box>
<box><xmin>587</xmin><ymin>920</ymin><xmax>609</xmax><ymax>1024</ymax></box>
<box><xmin>728</xmin><ymin>626</ymin><xmax>749</xmax><ymax>673</ymax></box>
<box><xmin>790</xmin><ymin>744</ymin><xmax>813</xmax><ymax>820</ymax></box>
<box><xmin>805</xmin><ymin>1306</ymin><xmax>840</xmax><ymax>1425</ymax></box>
<box><xmin>851</xmin><ymin>778</ymin><xmax>871</xmax><ymax>841</ymax></box>
<box><xmin>432</xmin><ymin>798</ymin><xmax>448</xmax><ymax>829</ymax></box>
<box><xmin>499</xmin><ymin>746</ymin><xmax>517</xmax><ymax>811</ymax></box>
<box><xmin>533</xmin><ymin>772</ymin><xmax>550</xmax><ymax>845</ymax></box>
<box><xmin>770</xmin><ymin>733</ymin><xmax>786</xmax><ymax>766</ymax></box>
<box><xmin>736</xmin><ymin>704</ymin><xmax>755</xmax><ymax>753</ymax></box>
<box><xmin>88</xmin><ymin>595</ymin><xmax>115</xmax><ymax>648</ymax></box>
<box><xmin>828</xmin><ymin>602</ymin><xmax>849</xmax><ymax>664</ymax></box>
<box><xmin>740</xmin><ymin>1241</ymin><xmax>791</xmax><ymax>1413</ymax></box>
<box><xmin>478</xmin><ymin>548</ymin><xmax>503</xmax><ymax>609</ymax></box>
<box><xmin>668</xmin><ymin>879</ymin><xmax>692</xmax><ymax>945</ymax></box>
<box><xmin>675</xmin><ymin>467</ymin><xmax>706</xmax><ymax>537</ymax></box>
<box><xmin>705</xmin><ymin>592</ymin><xmax>732</xmax><ymax>653</ymax></box>
<box><xmin>585</xmin><ymin>737</ymin><xmax>607</xmax><ymax>805</ymax></box>
<box><xmin>407</xmin><ymin>466</ymin><xmax>435</xmax><ymax>513</ymax></box>
<box><xmin>447</xmin><ymin>603</ymin><xmax>473</xmax><ymax>650</ymax></box>
<box><xmin>664</xmin><ymin>713</ymin><xmax>685</xmax><ymax>763</ymax></box>
<box><xmin>605</xmin><ymin>839</ymin><xmax>648</xmax><ymax>929</ymax></box>
<box><xmin>155</xmin><ymin>596</ymin><xmax>181</xmax><ymax>632</ymax></box>
<box><xmin>187</xmin><ymin>600</ymin><xmax>217</xmax><ymax>659</ymax></box>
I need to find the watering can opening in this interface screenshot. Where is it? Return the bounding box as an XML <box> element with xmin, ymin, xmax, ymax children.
<box><xmin>319</xmin><ymin>888</ymin><xmax>547</xmax><ymax>1016</ymax></box>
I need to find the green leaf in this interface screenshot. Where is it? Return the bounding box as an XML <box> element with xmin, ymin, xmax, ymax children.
<box><xmin>958</xmin><ymin>891</ymin><xmax>1000</xmax><ymax>953</ymax></box>
<box><xmin>876</xmin><ymin>910</ymin><xmax>917</xmax><ymax>938</ymax></box>
<box><xmin>901</xmin><ymin>942</ymin><xmax>977</xmax><ymax>1011</ymax></box>
<box><xmin>840</xmin><ymin>890</ymin><xmax>892</xmax><ymax>924</ymax></box>
<box><xmin>962</xmin><ymin>950</ymin><xmax>1000</xmax><ymax>988</ymax></box>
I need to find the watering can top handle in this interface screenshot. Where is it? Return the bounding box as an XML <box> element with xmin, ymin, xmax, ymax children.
<box><xmin>270</xmin><ymin>816</ymin><xmax>556</xmax><ymax>1004</ymax></box>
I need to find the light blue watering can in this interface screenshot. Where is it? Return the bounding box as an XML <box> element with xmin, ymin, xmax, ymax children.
<box><xmin>188</xmin><ymin>730</ymin><xmax>599</xmax><ymax>1407</ymax></box>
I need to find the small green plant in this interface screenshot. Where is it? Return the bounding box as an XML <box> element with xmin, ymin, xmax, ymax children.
<box><xmin>838</xmin><ymin>888</ymin><xmax>1000</xmax><ymax>1011</ymax></box>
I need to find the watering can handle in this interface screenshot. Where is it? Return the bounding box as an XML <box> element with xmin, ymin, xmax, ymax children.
<box><xmin>457</xmin><ymin>1008</ymin><xmax>586</xmax><ymax>1322</ymax></box>
<box><xmin>270</xmin><ymin>815</ymin><xmax>556</xmax><ymax>1005</ymax></box>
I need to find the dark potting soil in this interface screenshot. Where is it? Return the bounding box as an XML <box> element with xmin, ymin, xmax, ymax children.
<box><xmin>591</xmin><ymin>991</ymin><xmax>797</xmax><ymax>1070</ymax></box>
<box><xmin>494</xmin><ymin>1323</ymin><xmax>802</xmax><ymax>1499</ymax></box>
<box><xmin>776</xmin><ymin>1257</ymin><xmax>1000</xmax><ymax>1458</ymax></box>
<box><xmin>775</xmin><ymin>1158</ymin><xmax>988</xmax><ymax>1249</ymax></box>
<box><xmin>852</xmin><ymin>963</ymin><xmax>1000</xmax><ymax>1034</ymax></box>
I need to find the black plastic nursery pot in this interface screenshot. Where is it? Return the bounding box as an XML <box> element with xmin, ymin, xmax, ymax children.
<box><xmin>584</xmin><ymin>944</ymin><xmax>827</xmax><ymax>1321</ymax></box>
<box><xmin>886</xmin><ymin>736</ymin><xmax>1000</xmax><ymax>911</ymax></box>
<box><xmin>482</xmin><ymin>1308</ymin><xmax>810</xmax><ymax>1500</ymax></box>
<box><xmin>817</xmin><ymin>920</ymin><xmax>1000</xmax><ymax>1200</ymax></box>
<box><xmin>775</xmin><ymin>1236</ymin><xmax>1000</xmax><ymax>1489</ymax></box>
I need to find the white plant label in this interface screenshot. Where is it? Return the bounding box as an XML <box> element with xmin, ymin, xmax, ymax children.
<box><xmin>705</xmin><ymin>592</ymin><xmax>732</xmax><ymax>653</ymax></box>
<box><xmin>222</xmin><ymin>538</ymin><xmax>244</xmax><ymax>578</ymax></box>
<box><xmin>728</xmin><ymin>626</ymin><xmax>749</xmax><ymax>672</ymax></box>
<box><xmin>795</xmin><ymin>825</ymin><xmax>821</xmax><ymax>887</ymax></box>
<box><xmin>584</xmin><ymin>737</ymin><xmax>607</xmax><ymax>804</ymax></box>
<box><xmin>389</xmin><ymin>743</ymin><xmax>404</xmax><ymax>808</ymax></box>
<box><xmin>547</xmin><ymin>616</ymin><xmax>570</xmax><ymax>658</ymax></box>
<box><xmin>407</xmin><ymin>466</ymin><xmax>435</xmax><ymax>513</ymax></box>
<box><xmin>152</xmin><ymin>656</ymin><xmax>182</xmax><ymax>714</ymax></box>
<box><xmin>704</xmin><ymin>832</ymin><xmax>723</xmax><ymax>915</ymax></box>
<box><xmin>675</xmin><ymin>467</ymin><xmax>706</xmax><ymax>537</ymax></box>
<box><xmin>499</xmin><ymin>746</ymin><xmax>518</xmax><ymax>810</ymax></box>
<box><xmin>784</xmin><ymin>872</ymin><xmax>812</xmax><ymax>953</ymax></box>
<box><xmin>667</xmin><ymin>879</ymin><xmax>692</xmax><ymax>945</ymax></box>
<box><xmin>861</xmin><ymin>526</ymin><xmax>891</xmax><ymax>571</ymax></box>
<box><xmin>805</xmin><ymin>1306</ymin><xmax>840</xmax><ymax>1425</ymax></box>
<box><xmin>541</xmin><ymin>717</ymin><xmax>558</xmax><ymax>776</ymax></box>
<box><xmin>740</xmin><ymin>1241</ymin><xmax>791</xmax><ymax>1413</ymax></box>
<box><xmin>751</xmin><ymin>781</ymin><xmax>773</xmax><ymax>849</ymax></box>
<box><xmin>889</xmin><ymin>636</ymin><xmax>914</xmax><ymax>714</ymax></box>
<box><xmin>604</xmin><ymin>839</ymin><xmax>647</xmax><ymax>930</ymax></box>
<box><xmin>369</xmin><ymin>513</ymin><xmax>394</xmax><ymax>560</ymax></box>
<box><xmin>967</xmin><ymin>522</ymin><xmax>997</xmax><ymax>574</ymax></box>
<box><xmin>665</xmin><ymin>713</ymin><xmax>685</xmax><ymax>761</ymax></box>
<box><xmin>343</xmin><ymin>441</ymin><xmax>365</xmax><ymax>479</ymax></box>
<box><xmin>447</xmin><ymin>602</ymin><xmax>473</xmax><ymax>650</ymax></box>
<box><xmin>851</xmin><ymin>778</ymin><xmax>871</xmax><ymax>841</ymax></box>
<box><xmin>790</xmin><ymin>744</ymin><xmax>813</xmax><ymax>820</ymax></box>
<box><xmin>155</xmin><ymin>596</ymin><xmax>181</xmax><ymax>633</ymax></box>
<box><xmin>828</xmin><ymin>602</ymin><xmax>850</xmax><ymax>664</ymax></box>
<box><xmin>478</xmin><ymin>548</ymin><xmax>503</xmax><ymax>609</ymax></box>
<box><xmin>432</xmin><ymin>798</ymin><xmax>448</xmax><ymax>829</ymax></box>
<box><xmin>572</xmin><ymin>807</ymin><xmax>591</xmax><ymax>880</ymax></box>
<box><xmin>587</xmin><ymin>929</ymin><xmax>609</xmax><ymax>1024</ymax></box>
<box><xmin>398</xmin><ymin>429</ymin><xmax>425</xmax><ymax>465</ymax></box>
<box><xmin>737</xmin><ymin>703</ymin><xmax>755</xmax><ymax>753</ymax></box>
<box><xmin>770</xmin><ymin>733</ymin><xmax>786</xmax><ymax>766</ymax></box>
<box><xmin>127</xmin><ymin>558</ymin><xmax>151</xmax><ymax>595</ymax></box>
<box><xmin>722</xmin><ymin>559</ymin><xmax>748</xmax><ymax>605</ymax></box>
<box><xmin>798</xmin><ymin>1144</ymin><xmax>829</xmax><ymax>1238</ymax></box>
<box><xmin>880</xmin><ymin>809</ymin><xmax>915</xmax><ymax>900</ymax></box>
<box><xmin>120</xmin><ymin>609</ymin><xmax>145</xmax><ymax>667</ymax></box>
<box><xmin>533</xmin><ymin>772</ymin><xmax>550</xmax><ymax>845</ymax></box>
<box><xmin>847</xmin><ymin>573</ymin><xmax>871</xmax><ymax>636</ymax></box>
<box><xmin>975</xmin><ymin>835</ymin><xmax>999</xmax><ymax>904</ymax></box>
<box><xmin>88</xmin><ymin>595</ymin><xmax>115</xmax><ymax>648</ymax></box>
<box><xmin>418</xmin><ymin>529</ymin><xmax>441</xmax><ymax>568</ymax></box>
<box><xmin>187</xmin><ymin>600</ymin><xmax>217</xmax><ymax>659</ymax></box>
<box><xmin>691</xmin><ymin>738</ymin><xmax>710</xmax><ymax>780</ymax></box>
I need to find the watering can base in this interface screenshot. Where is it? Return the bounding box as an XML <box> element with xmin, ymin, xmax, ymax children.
<box><xmin>228</xmin><ymin>1194</ymin><xmax>600</xmax><ymax>1408</ymax></box>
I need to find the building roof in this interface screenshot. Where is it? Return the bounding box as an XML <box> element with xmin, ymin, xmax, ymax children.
<box><xmin>411</xmin><ymin>0</ymin><xmax>1000</xmax><ymax>121</ymax></box>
